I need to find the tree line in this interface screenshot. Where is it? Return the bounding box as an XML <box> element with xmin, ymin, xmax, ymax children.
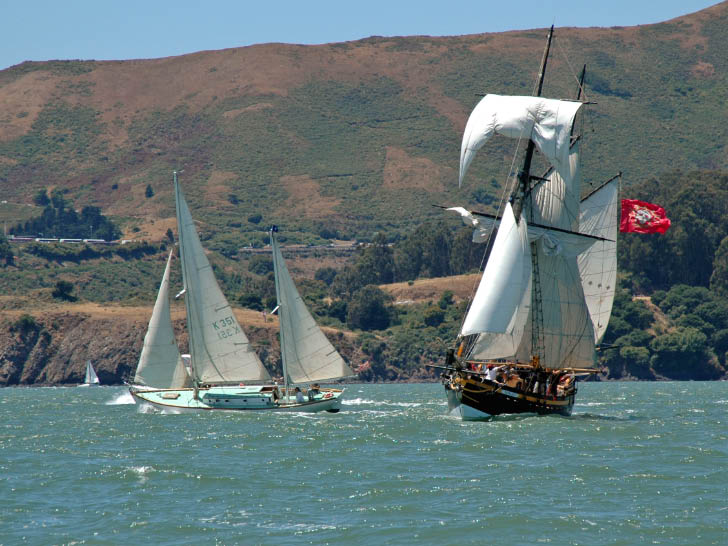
<box><xmin>13</xmin><ymin>188</ymin><xmax>121</xmax><ymax>241</ymax></box>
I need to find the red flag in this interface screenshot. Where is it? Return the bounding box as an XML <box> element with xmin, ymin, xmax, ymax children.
<box><xmin>620</xmin><ymin>199</ymin><xmax>671</xmax><ymax>234</ymax></box>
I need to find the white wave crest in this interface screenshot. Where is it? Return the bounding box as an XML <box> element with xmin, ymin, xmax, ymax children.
<box><xmin>106</xmin><ymin>391</ymin><xmax>135</xmax><ymax>405</ymax></box>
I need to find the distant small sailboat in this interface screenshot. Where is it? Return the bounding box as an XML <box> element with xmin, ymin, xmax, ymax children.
<box><xmin>130</xmin><ymin>172</ymin><xmax>351</xmax><ymax>412</ymax></box>
<box><xmin>79</xmin><ymin>360</ymin><xmax>100</xmax><ymax>387</ymax></box>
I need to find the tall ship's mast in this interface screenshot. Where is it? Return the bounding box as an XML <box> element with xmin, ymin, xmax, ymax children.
<box><xmin>436</xmin><ymin>27</ymin><xmax>620</xmax><ymax>420</ymax></box>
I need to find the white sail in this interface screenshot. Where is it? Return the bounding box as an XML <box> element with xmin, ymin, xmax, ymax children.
<box><xmin>174</xmin><ymin>178</ymin><xmax>270</xmax><ymax>384</ymax></box>
<box><xmin>461</xmin><ymin>202</ymin><xmax>532</xmax><ymax>337</ymax></box>
<box><xmin>578</xmin><ymin>179</ymin><xmax>619</xmax><ymax>343</ymax></box>
<box><xmin>134</xmin><ymin>250</ymin><xmax>190</xmax><ymax>389</ymax></box>
<box><xmin>84</xmin><ymin>361</ymin><xmax>100</xmax><ymax>385</ymax></box>
<box><xmin>461</xmin><ymin>120</ymin><xmax>597</xmax><ymax>368</ymax></box>
<box><xmin>517</xmin><ymin>142</ymin><xmax>597</xmax><ymax>368</ymax></box>
<box><xmin>460</xmin><ymin>95</ymin><xmax>582</xmax><ymax>186</ymax></box>
<box><xmin>271</xmin><ymin>231</ymin><xmax>353</xmax><ymax>384</ymax></box>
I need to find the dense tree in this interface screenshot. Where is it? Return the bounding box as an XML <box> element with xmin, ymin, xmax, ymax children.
<box><xmin>238</xmin><ymin>292</ymin><xmax>263</xmax><ymax>311</ymax></box>
<box><xmin>709</xmin><ymin>236</ymin><xmax>728</xmax><ymax>297</ymax></box>
<box><xmin>649</xmin><ymin>327</ymin><xmax>721</xmax><ymax>380</ymax></box>
<box><xmin>314</xmin><ymin>267</ymin><xmax>337</xmax><ymax>286</ymax></box>
<box><xmin>0</xmin><ymin>234</ymin><xmax>14</xmax><ymax>266</ymax></box>
<box><xmin>15</xmin><ymin>190</ymin><xmax>120</xmax><ymax>240</ymax></box>
<box><xmin>145</xmin><ymin>184</ymin><xmax>154</xmax><ymax>198</ymax></box>
<box><xmin>346</xmin><ymin>285</ymin><xmax>393</xmax><ymax>330</ymax></box>
<box><xmin>33</xmin><ymin>189</ymin><xmax>50</xmax><ymax>206</ymax></box>
<box><xmin>423</xmin><ymin>306</ymin><xmax>445</xmax><ymax>327</ymax></box>
<box><xmin>248</xmin><ymin>255</ymin><xmax>273</xmax><ymax>275</ymax></box>
<box><xmin>52</xmin><ymin>280</ymin><xmax>76</xmax><ymax>301</ymax></box>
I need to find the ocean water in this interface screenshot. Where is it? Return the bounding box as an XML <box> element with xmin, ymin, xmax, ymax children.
<box><xmin>1</xmin><ymin>382</ymin><xmax>726</xmax><ymax>545</ymax></box>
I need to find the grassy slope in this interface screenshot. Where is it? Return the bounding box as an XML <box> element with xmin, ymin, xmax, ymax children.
<box><xmin>0</xmin><ymin>4</ymin><xmax>726</xmax><ymax>251</ymax></box>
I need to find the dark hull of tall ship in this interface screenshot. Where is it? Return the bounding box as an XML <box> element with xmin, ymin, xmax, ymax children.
<box><xmin>444</xmin><ymin>373</ymin><xmax>575</xmax><ymax>421</ymax></box>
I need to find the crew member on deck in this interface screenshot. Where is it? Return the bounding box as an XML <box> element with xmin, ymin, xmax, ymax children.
<box><xmin>308</xmin><ymin>384</ymin><xmax>320</xmax><ymax>401</ymax></box>
<box><xmin>295</xmin><ymin>386</ymin><xmax>305</xmax><ymax>403</ymax></box>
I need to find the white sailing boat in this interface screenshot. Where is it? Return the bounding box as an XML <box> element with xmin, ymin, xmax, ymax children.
<box><xmin>130</xmin><ymin>172</ymin><xmax>349</xmax><ymax>412</ymax></box>
<box><xmin>269</xmin><ymin>225</ymin><xmax>354</xmax><ymax>406</ymax></box>
<box><xmin>79</xmin><ymin>360</ymin><xmax>100</xmax><ymax>387</ymax></box>
<box><xmin>436</xmin><ymin>27</ymin><xmax>618</xmax><ymax>420</ymax></box>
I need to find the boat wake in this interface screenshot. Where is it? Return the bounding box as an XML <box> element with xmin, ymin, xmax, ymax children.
<box><xmin>570</xmin><ymin>412</ymin><xmax>636</xmax><ymax>421</ymax></box>
<box><xmin>343</xmin><ymin>398</ymin><xmax>421</xmax><ymax>408</ymax></box>
<box><xmin>106</xmin><ymin>391</ymin><xmax>135</xmax><ymax>405</ymax></box>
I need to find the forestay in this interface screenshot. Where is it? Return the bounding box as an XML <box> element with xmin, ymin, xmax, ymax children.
<box><xmin>134</xmin><ymin>250</ymin><xmax>189</xmax><ymax>389</ymax></box>
<box><xmin>271</xmin><ymin>233</ymin><xmax>353</xmax><ymax>384</ymax></box>
<box><xmin>175</xmin><ymin>180</ymin><xmax>270</xmax><ymax>384</ymax></box>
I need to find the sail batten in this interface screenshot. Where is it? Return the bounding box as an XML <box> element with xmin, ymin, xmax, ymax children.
<box><xmin>271</xmin><ymin>230</ymin><xmax>353</xmax><ymax>384</ymax></box>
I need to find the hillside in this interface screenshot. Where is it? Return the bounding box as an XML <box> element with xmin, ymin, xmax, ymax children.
<box><xmin>1</xmin><ymin>3</ymin><xmax>728</xmax><ymax>247</ymax></box>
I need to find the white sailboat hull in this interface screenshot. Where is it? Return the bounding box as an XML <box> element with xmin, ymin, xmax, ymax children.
<box><xmin>130</xmin><ymin>386</ymin><xmax>344</xmax><ymax>414</ymax></box>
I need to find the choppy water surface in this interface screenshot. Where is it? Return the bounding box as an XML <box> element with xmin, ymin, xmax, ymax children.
<box><xmin>2</xmin><ymin>383</ymin><xmax>726</xmax><ymax>544</ymax></box>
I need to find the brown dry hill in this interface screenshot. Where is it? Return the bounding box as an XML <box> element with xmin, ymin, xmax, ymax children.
<box><xmin>1</xmin><ymin>3</ymin><xmax>728</xmax><ymax>244</ymax></box>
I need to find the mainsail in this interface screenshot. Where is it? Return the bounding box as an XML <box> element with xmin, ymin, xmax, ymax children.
<box><xmin>174</xmin><ymin>176</ymin><xmax>270</xmax><ymax>384</ymax></box>
<box><xmin>459</xmin><ymin>94</ymin><xmax>605</xmax><ymax>369</ymax></box>
<box><xmin>271</xmin><ymin>230</ymin><xmax>353</xmax><ymax>384</ymax></box>
<box><xmin>134</xmin><ymin>250</ymin><xmax>189</xmax><ymax>389</ymax></box>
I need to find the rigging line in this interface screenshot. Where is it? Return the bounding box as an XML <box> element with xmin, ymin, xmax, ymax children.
<box><xmin>555</xmin><ymin>36</ymin><xmax>589</xmax><ymax>103</ymax></box>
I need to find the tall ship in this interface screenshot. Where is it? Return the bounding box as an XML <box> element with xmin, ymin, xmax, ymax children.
<box><xmin>437</xmin><ymin>27</ymin><xmax>619</xmax><ymax>420</ymax></box>
<box><xmin>130</xmin><ymin>172</ymin><xmax>352</xmax><ymax>412</ymax></box>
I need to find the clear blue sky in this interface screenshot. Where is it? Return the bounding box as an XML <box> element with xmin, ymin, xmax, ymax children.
<box><xmin>1</xmin><ymin>0</ymin><xmax>720</xmax><ymax>71</ymax></box>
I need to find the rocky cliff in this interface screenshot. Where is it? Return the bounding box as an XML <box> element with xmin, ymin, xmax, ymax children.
<box><xmin>0</xmin><ymin>307</ymin><xmax>431</xmax><ymax>386</ymax></box>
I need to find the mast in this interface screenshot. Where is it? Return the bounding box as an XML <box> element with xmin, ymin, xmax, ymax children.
<box><xmin>513</xmin><ymin>25</ymin><xmax>553</xmax><ymax>366</ymax></box>
<box><xmin>270</xmin><ymin>226</ymin><xmax>289</xmax><ymax>399</ymax></box>
<box><xmin>173</xmin><ymin>171</ymin><xmax>199</xmax><ymax>388</ymax></box>
<box><xmin>511</xmin><ymin>24</ymin><xmax>553</xmax><ymax>221</ymax></box>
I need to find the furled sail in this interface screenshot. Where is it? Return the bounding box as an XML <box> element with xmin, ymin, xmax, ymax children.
<box><xmin>174</xmin><ymin>179</ymin><xmax>270</xmax><ymax>384</ymax></box>
<box><xmin>460</xmin><ymin>95</ymin><xmax>582</xmax><ymax>186</ymax></box>
<box><xmin>134</xmin><ymin>250</ymin><xmax>189</xmax><ymax>389</ymax></box>
<box><xmin>461</xmin><ymin>202</ymin><xmax>532</xmax><ymax>337</ymax></box>
<box><xmin>578</xmin><ymin>179</ymin><xmax>619</xmax><ymax>343</ymax></box>
<box><xmin>271</xmin><ymin>231</ymin><xmax>353</xmax><ymax>384</ymax></box>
